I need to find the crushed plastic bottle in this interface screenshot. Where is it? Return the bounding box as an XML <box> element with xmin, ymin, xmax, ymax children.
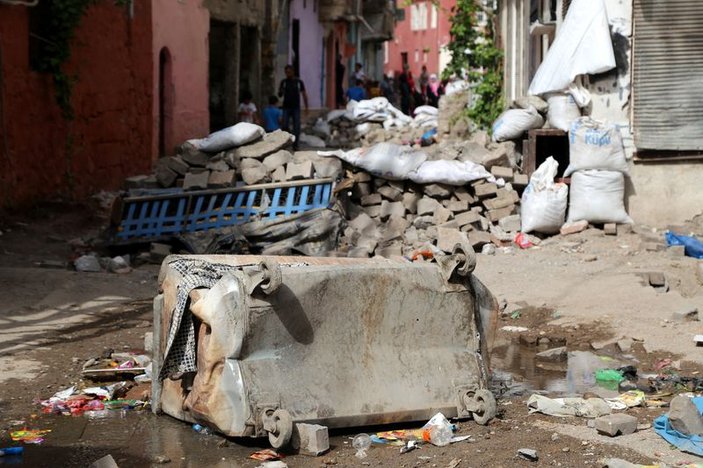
<box><xmin>421</xmin><ymin>412</ymin><xmax>454</xmax><ymax>447</ymax></box>
<box><xmin>352</xmin><ymin>433</ymin><xmax>372</xmax><ymax>458</ymax></box>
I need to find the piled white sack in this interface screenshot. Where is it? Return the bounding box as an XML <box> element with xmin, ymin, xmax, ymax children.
<box><xmin>492</xmin><ymin>106</ymin><xmax>544</xmax><ymax>142</ymax></box>
<box><xmin>187</xmin><ymin>122</ymin><xmax>265</xmax><ymax>153</ymax></box>
<box><xmin>565</xmin><ymin>116</ymin><xmax>632</xmax><ymax>224</ymax></box>
<box><xmin>413</xmin><ymin>106</ymin><xmax>439</xmax><ymax>129</ymax></box>
<box><xmin>521</xmin><ymin>157</ymin><xmax>568</xmax><ymax>234</ymax></box>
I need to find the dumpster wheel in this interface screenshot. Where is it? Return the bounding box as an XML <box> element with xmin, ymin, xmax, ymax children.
<box><xmin>465</xmin><ymin>389</ymin><xmax>496</xmax><ymax>425</ymax></box>
<box><xmin>264</xmin><ymin>409</ymin><xmax>293</xmax><ymax>449</ymax></box>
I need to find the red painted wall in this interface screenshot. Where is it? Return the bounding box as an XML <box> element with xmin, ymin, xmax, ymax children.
<box><xmin>0</xmin><ymin>2</ymin><xmax>153</xmax><ymax>209</ymax></box>
<box><xmin>384</xmin><ymin>0</ymin><xmax>453</xmax><ymax>80</ymax></box>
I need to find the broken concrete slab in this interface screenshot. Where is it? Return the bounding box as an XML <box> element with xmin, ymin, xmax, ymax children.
<box><xmin>166</xmin><ymin>156</ymin><xmax>190</xmax><ymax>176</ymax></box>
<box><xmin>312</xmin><ymin>158</ymin><xmax>342</xmax><ymax>179</ymax></box>
<box><xmin>513</xmin><ymin>173</ymin><xmax>529</xmax><ymax>189</ymax></box>
<box><xmin>233</xmin><ymin>129</ymin><xmax>294</xmax><ymax>159</ymax></box>
<box><xmin>378</xmin><ymin>185</ymin><xmax>403</xmax><ymax>201</ymax></box>
<box><xmin>437</xmin><ymin>227</ymin><xmax>470</xmax><ymax>254</ymax></box>
<box><xmin>669</xmin><ymin>396</ymin><xmax>703</xmax><ymax>436</ymax></box>
<box><xmin>483</xmin><ymin>196</ymin><xmax>516</xmax><ymax>211</ymax></box>
<box><xmin>361</xmin><ymin>193</ymin><xmax>382</xmax><ymax>206</ymax></box>
<box><xmin>380</xmin><ymin>201</ymin><xmax>405</xmax><ymax>221</ymax></box>
<box><xmin>535</xmin><ymin>346</ymin><xmax>567</xmax><ymax>362</ymax></box>
<box><xmin>206</xmin><ymin>158</ymin><xmax>231</xmax><ymax>172</ymax></box>
<box><xmin>433</xmin><ymin>206</ymin><xmax>453</xmax><ymax>225</ymax></box>
<box><xmin>271</xmin><ymin>165</ymin><xmax>286</xmax><ymax>182</ymax></box>
<box><xmin>487</xmin><ymin>206</ymin><xmax>516</xmax><ymax>223</ymax></box>
<box><xmin>499</xmin><ymin>214</ymin><xmax>521</xmax><ymax>233</ymax></box>
<box><xmin>468</xmin><ymin>231</ymin><xmax>491</xmax><ymax>250</ymax></box>
<box><xmin>154</xmin><ymin>162</ymin><xmax>178</xmax><ymax>188</ymax></box>
<box><xmin>417</xmin><ymin>197</ymin><xmax>441</xmax><ymax>216</ymax></box>
<box><xmin>490</xmin><ymin>166</ymin><xmax>514</xmax><ymax>181</ymax></box>
<box><xmin>474</xmin><ymin>183</ymin><xmax>498</xmax><ymax>199</ymax></box>
<box><xmin>454</xmin><ymin>211</ymin><xmax>481</xmax><ymax>228</ymax></box>
<box><xmin>595</xmin><ymin>413</ymin><xmax>638</xmax><ymax>437</ymax></box>
<box><xmin>262</xmin><ymin>150</ymin><xmax>293</xmax><ymax>172</ymax></box>
<box><xmin>183</xmin><ymin>171</ymin><xmax>210</xmax><ymax>190</ymax></box>
<box><xmin>560</xmin><ymin>220</ymin><xmax>588</xmax><ymax>236</ymax></box>
<box><xmin>446</xmin><ymin>200</ymin><xmax>469</xmax><ymax>213</ymax></box>
<box><xmin>208</xmin><ymin>170</ymin><xmax>236</xmax><ymax>188</ymax></box>
<box><xmin>285</xmin><ymin>161</ymin><xmax>314</xmax><ymax>181</ymax></box>
<box><xmin>402</xmin><ymin>192</ymin><xmax>421</xmax><ymax>214</ymax></box>
<box><xmin>423</xmin><ymin>184</ymin><xmax>452</xmax><ymax>199</ymax></box>
<box><xmin>241</xmin><ymin>166</ymin><xmax>268</xmax><ymax>185</ymax></box>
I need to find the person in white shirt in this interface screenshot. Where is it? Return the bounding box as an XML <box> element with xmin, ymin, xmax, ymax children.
<box><xmin>238</xmin><ymin>90</ymin><xmax>258</xmax><ymax>124</ymax></box>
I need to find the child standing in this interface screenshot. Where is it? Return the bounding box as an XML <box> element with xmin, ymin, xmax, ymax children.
<box><xmin>238</xmin><ymin>90</ymin><xmax>258</xmax><ymax>124</ymax></box>
<box><xmin>263</xmin><ymin>95</ymin><xmax>283</xmax><ymax>132</ymax></box>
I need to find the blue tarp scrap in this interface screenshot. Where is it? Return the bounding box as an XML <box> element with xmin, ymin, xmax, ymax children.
<box><xmin>665</xmin><ymin>231</ymin><xmax>703</xmax><ymax>259</ymax></box>
<box><xmin>654</xmin><ymin>396</ymin><xmax>703</xmax><ymax>456</ymax></box>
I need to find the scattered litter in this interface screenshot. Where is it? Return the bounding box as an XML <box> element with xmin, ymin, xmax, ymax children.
<box><xmin>10</xmin><ymin>429</ymin><xmax>51</xmax><ymax>444</ymax></box>
<box><xmin>352</xmin><ymin>434</ymin><xmax>372</xmax><ymax>458</ymax></box>
<box><xmin>666</xmin><ymin>231</ymin><xmax>703</xmax><ymax>259</ymax></box>
<box><xmin>249</xmin><ymin>449</ymin><xmax>284</xmax><ymax>461</ymax></box>
<box><xmin>399</xmin><ymin>440</ymin><xmax>418</xmax><ymax>454</ymax></box>
<box><xmin>654</xmin><ymin>396</ymin><xmax>703</xmax><ymax>456</ymax></box>
<box><xmin>39</xmin><ymin>383</ymin><xmax>148</xmax><ymax>416</ymax></box>
<box><xmin>595</xmin><ymin>369</ymin><xmax>625</xmax><ymax>391</ymax></box>
<box><xmin>606</xmin><ymin>391</ymin><xmax>645</xmax><ymax>409</ymax></box>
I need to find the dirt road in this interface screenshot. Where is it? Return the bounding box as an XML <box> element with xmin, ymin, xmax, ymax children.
<box><xmin>1</xmin><ymin>205</ymin><xmax>702</xmax><ymax>467</ymax></box>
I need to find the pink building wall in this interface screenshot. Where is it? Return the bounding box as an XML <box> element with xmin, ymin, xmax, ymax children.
<box><xmin>289</xmin><ymin>0</ymin><xmax>325</xmax><ymax>108</ymax></box>
<box><xmin>152</xmin><ymin>0</ymin><xmax>210</xmax><ymax>157</ymax></box>
<box><xmin>384</xmin><ymin>0</ymin><xmax>453</xmax><ymax>80</ymax></box>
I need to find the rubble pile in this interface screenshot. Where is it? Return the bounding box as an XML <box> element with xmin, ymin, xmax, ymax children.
<box><xmin>333</xmin><ymin>133</ymin><xmax>531</xmax><ymax>258</ymax></box>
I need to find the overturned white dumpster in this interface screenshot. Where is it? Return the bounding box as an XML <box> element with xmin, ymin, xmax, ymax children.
<box><xmin>152</xmin><ymin>247</ymin><xmax>498</xmax><ymax>448</ymax></box>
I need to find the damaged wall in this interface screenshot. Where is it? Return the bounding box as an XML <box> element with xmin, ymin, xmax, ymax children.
<box><xmin>152</xmin><ymin>0</ymin><xmax>210</xmax><ymax>157</ymax></box>
<box><xmin>0</xmin><ymin>2</ymin><xmax>153</xmax><ymax>210</ymax></box>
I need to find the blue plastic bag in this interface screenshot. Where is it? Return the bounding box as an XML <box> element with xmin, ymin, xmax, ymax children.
<box><xmin>654</xmin><ymin>397</ymin><xmax>703</xmax><ymax>456</ymax></box>
<box><xmin>665</xmin><ymin>231</ymin><xmax>703</xmax><ymax>259</ymax></box>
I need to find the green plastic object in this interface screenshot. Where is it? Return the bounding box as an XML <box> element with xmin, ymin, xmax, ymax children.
<box><xmin>595</xmin><ymin>369</ymin><xmax>624</xmax><ymax>391</ymax></box>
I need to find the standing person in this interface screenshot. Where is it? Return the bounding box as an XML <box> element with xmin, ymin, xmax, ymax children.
<box><xmin>398</xmin><ymin>64</ymin><xmax>411</xmax><ymax>115</ymax></box>
<box><xmin>419</xmin><ymin>65</ymin><xmax>430</xmax><ymax>102</ymax></box>
<box><xmin>353</xmin><ymin>63</ymin><xmax>367</xmax><ymax>84</ymax></box>
<box><xmin>380</xmin><ymin>74</ymin><xmax>395</xmax><ymax>104</ymax></box>
<box><xmin>335</xmin><ymin>55</ymin><xmax>346</xmax><ymax>108</ymax></box>
<box><xmin>426</xmin><ymin>74</ymin><xmax>444</xmax><ymax>107</ymax></box>
<box><xmin>278</xmin><ymin>64</ymin><xmax>308</xmax><ymax>150</ymax></box>
<box><xmin>262</xmin><ymin>95</ymin><xmax>282</xmax><ymax>132</ymax></box>
<box><xmin>346</xmin><ymin>79</ymin><xmax>367</xmax><ymax>102</ymax></box>
<box><xmin>237</xmin><ymin>90</ymin><xmax>258</xmax><ymax>124</ymax></box>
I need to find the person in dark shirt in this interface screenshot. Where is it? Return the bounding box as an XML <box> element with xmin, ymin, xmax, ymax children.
<box><xmin>398</xmin><ymin>64</ymin><xmax>411</xmax><ymax>115</ymax></box>
<box><xmin>278</xmin><ymin>65</ymin><xmax>309</xmax><ymax>149</ymax></box>
<box><xmin>345</xmin><ymin>79</ymin><xmax>367</xmax><ymax>102</ymax></box>
<box><xmin>262</xmin><ymin>95</ymin><xmax>282</xmax><ymax>132</ymax></box>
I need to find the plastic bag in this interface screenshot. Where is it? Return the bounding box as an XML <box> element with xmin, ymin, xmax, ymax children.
<box><xmin>318</xmin><ymin>143</ymin><xmax>427</xmax><ymax>180</ymax></box>
<box><xmin>665</xmin><ymin>231</ymin><xmax>703</xmax><ymax>259</ymax></box>
<box><xmin>547</xmin><ymin>94</ymin><xmax>581</xmax><ymax>132</ymax></box>
<box><xmin>566</xmin><ymin>117</ymin><xmax>629</xmax><ymax>176</ymax></box>
<box><xmin>492</xmin><ymin>106</ymin><xmax>544</xmax><ymax>142</ymax></box>
<box><xmin>528</xmin><ymin>0</ymin><xmax>615</xmax><ymax>97</ymax></box>
<box><xmin>567</xmin><ymin>170</ymin><xmax>633</xmax><ymax>224</ymax></box>
<box><xmin>186</xmin><ymin>122</ymin><xmax>265</xmax><ymax>153</ymax></box>
<box><xmin>520</xmin><ymin>157</ymin><xmax>568</xmax><ymax>234</ymax></box>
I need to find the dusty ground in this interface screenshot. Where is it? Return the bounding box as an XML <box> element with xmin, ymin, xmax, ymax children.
<box><xmin>1</xmin><ymin>204</ymin><xmax>702</xmax><ymax>467</ymax></box>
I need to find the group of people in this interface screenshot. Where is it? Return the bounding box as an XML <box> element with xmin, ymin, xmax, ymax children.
<box><xmin>237</xmin><ymin>64</ymin><xmax>308</xmax><ymax>149</ymax></box>
<box><xmin>396</xmin><ymin>64</ymin><xmax>444</xmax><ymax>114</ymax></box>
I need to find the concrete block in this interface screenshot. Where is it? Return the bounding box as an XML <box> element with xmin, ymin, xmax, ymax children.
<box><xmin>468</xmin><ymin>231</ymin><xmax>491</xmax><ymax>250</ymax></box>
<box><xmin>487</xmin><ymin>205</ymin><xmax>516</xmax><ymax>223</ymax></box>
<box><xmin>271</xmin><ymin>165</ymin><xmax>286</xmax><ymax>182</ymax></box>
<box><xmin>262</xmin><ymin>150</ymin><xmax>292</xmax><ymax>172</ymax></box>
<box><xmin>437</xmin><ymin>227</ymin><xmax>470</xmax><ymax>253</ymax></box>
<box><xmin>433</xmin><ymin>206</ymin><xmax>453</xmax><ymax>225</ymax></box>
<box><xmin>454</xmin><ymin>211</ymin><xmax>481</xmax><ymax>227</ymax></box>
<box><xmin>208</xmin><ymin>170</ymin><xmax>236</xmax><ymax>188</ymax></box>
<box><xmin>354</xmin><ymin>171</ymin><xmax>372</xmax><ymax>183</ymax></box>
<box><xmin>473</xmin><ymin>182</ymin><xmax>498</xmax><ymax>199</ymax></box>
<box><xmin>648</xmin><ymin>272</ymin><xmax>666</xmax><ymax>287</ymax></box>
<box><xmin>378</xmin><ymin>185</ymin><xmax>403</xmax><ymax>201</ymax></box>
<box><xmin>293</xmin><ymin>423</ymin><xmax>329</xmax><ymax>456</ymax></box>
<box><xmin>183</xmin><ymin>171</ymin><xmax>210</xmax><ymax>190</ymax></box>
<box><xmin>423</xmin><ymin>184</ymin><xmax>451</xmax><ymax>199</ymax></box>
<box><xmin>482</xmin><ymin>142</ymin><xmax>514</xmax><ymax>170</ymax></box>
<box><xmin>670</xmin><ymin>396</ymin><xmax>703</xmax><ymax>435</ymax></box>
<box><xmin>352</xmin><ymin>182</ymin><xmax>372</xmax><ymax>198</ymax></box>
<box><xmin>348</xmin><ymin>212</ymin><xmax>376</xmax><ymax>235</ymax></box>
<box><xmin>381</xmin><ymin>216</ymin><xmax>408</xmax><ymax>243</ymax></box>
<box><xmin>453</xmin><ymin>187</ymin><xmax>476</xmax><ymax>204</ymax></box>
<box><xmin>402</xmin><ymin>192</ymin><xmax>421</xmax><ymax>214</ymax></box>
<box><xmin>672</xmin><ymin>306</ymin><xmax>699</xmax><ymax>322</ymax></box>
<box><xmin>604</xmin><ymin>223</ymin><xmax>617</xmax><ymax>235</ymax></box>
<box><xmin>490</xmin><ymin>166</ymin><xmax>514</xmax><ymax>181</ymax></box>
<box><xmin>380</xmin><ymin>200</ymin><xmax>405</xmax><ymax>220</ymax></box>
<box><xmin>483</xmin><ymin>196</ymin><xmax>516</xmax><ymax>211</ymax></box>
<box><xmin>561</xmin><ymin>220</ymin><xmax>588</xmax><ymax>235</ymax></box>
<box><xmin>206</xmin><ymin>159</ymin><xmax>231</xmax><ymax>172</ymax></box>
<box><xmin>413</xmin><ymin>215</ymin><xmax>435</xmax><ymax>230</ymax></box>
<box><xmin>361</xmin><ymin>193</ymin><xmax>382</xmax><ymax>206</ymax></box>
<box><xmin>499</xmin><ymin>214</ymin><xmax>521</xmax><ymax>233</ymax></box>
<box><xmin>447</xmin><ymin>200</ymin><xmax>469</xmax><ymax>213</ymax></box>
<box><xmin>241</xmin><ymin>166</ymin><xmax>268</xmax><ymax>185</ymax></box>
<box><xmin>313</xmin><ymin>158</ymin><xmax>343</xmax><ymax>179</ymax></box>
<box><xmin>595</xmin><ymin>414</ymin><xmax>638</xmax><ymax>437</ymax></box>
<box><xmin>240</xmin><ymin>158</ymin><xmax>263</xmax><ymax>169</ymax></box>
<box><xmin>234</xmin><ymin>129</ymin><xmax>293</xmax><ymax>159</ymax></box>
<box><xmin>285</xmin><ymin>160</ymin><xmax>314</xmax><ymax>180</ymax></box>
<box><xmin>513</xmin><ymin>173</ymin><xmax>529</xmax><ymax>189</ymax></box>
<box><xmin>496</xmin><ymin>188</ymin><xmax>521</xmax><ymax>203</ymax></box>
<box><xmin>155</xmin><ymin>163</ymin><xmax>178</xmax><ymax>188</ymax></box>
<box><xmin>417</xmin><ymin>197</ymin><xmax>441</xmax><ymax>216</ymax></box>
<box><xmin>180</xmin><ymin>148</ymin><xmax>209</xmax><ymax>167</ymax></box>
<box><xmin>364</xmin><ymin>205</ymin><xmax>381</xmax><ymax>218</ymax></box>
<box><xmin>166</xmin><ymin>156</ymin><xmax>190</xmax><ymax>176</ymax></box>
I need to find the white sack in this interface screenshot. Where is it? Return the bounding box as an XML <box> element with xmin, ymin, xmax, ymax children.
<box><xmin>318</xmin><ymin>143</ymin><xmax>427</xmax><ymax>180</ymax></box>
<box><xmin>409</xmin><ymin>160</ymin><xmax>496</xmax><ymax>186</ymax></box>
<box><xmin>521</xmin><ymin>157</ymin><xmax>568</xmax><ymax>234</ymax></box>
<box><xmin>547</xmin><ymin>94</ymin><xmax>581</xmax><ymax>132</ymax></box>
<box><xmin>567</xmin><ymin>170</ymin><xmax>632</xmax><ymax>224</ymax></box>
<box><xmin>414</xmin><ymin>105</ymin><xmax>439</xmax><ymax>116</ymax></box>
<box><xmin>355</xmin><ymin>122</ymin><xmax>374</xmax><ymax>136</ymax></box>
<box><xmin>565</xmin><ymin>117</ymin><xmax>628</xmax><ymax>176</ymax></box>
<box><xmin>444</xmin><ymin>80</ymin><xmax>469</xmax><ymax>96</ymax></box>
<box><xmin>186</xmin><ymin>122</ymin><xmax>265</xmax><ymax>153</ymax></box>
<box><xmin>298</xmin><ymin>133</ymin><xmax>326</xmax><ymax>148</ymax></box>
<box><xmin>528</xmin><ymin>0</ymin><xmax>615</xmax><ymax>97</ymax></box>
<box><xmin>492</xmin><ymin>106</ymin><xmax>544</xmax><ymax>142</ymax></box>
<box><xmin>326</xmin><ymin>109</ymin><xmax>349</xmax><ymax>123</ymax></box>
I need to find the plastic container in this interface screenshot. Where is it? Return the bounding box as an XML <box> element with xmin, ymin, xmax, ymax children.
<box><xmin>352</xmin><ymin>433</ymin><xmax>372</xmax><ymax>458</ymax></box>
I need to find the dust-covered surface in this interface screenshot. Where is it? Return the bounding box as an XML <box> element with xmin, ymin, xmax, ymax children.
<box><xmin>1</xmin><ymin>205</ymin><xmax>703</xmax><ymax>466</ymax></box>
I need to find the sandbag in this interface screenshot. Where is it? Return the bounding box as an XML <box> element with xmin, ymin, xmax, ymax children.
<box><xmin>513</xmin><ymin>95</ymin><xmax>549</xmax><ymax>113</ymax></box>
<box><xmin>492</xmin><ymin>106</ymin><xmax>544</xmax><ymax>142</ymax></box>
<box><xmin>567</xmin><ymin>170</ymin><xmax>632</xmax><ymax>224</ymax></box>
<box><xmin>547</xmin><ymin>94</ymin><xmax>581</xmax><ymax>132</ymax></box>
<box><xmin>414</xmin><ymin>105</ymin><xmax>439</xmax><ymax>116</ymax></box>
<box><xmin>318</xmin><ymin>143</ymin><xmax>427</xmax><ymax>180</ymax></box>
<box><xmin>409</xmin><ymin>160</ymin><xmax>495</xmax><ymax>186</ymax></box>
<box><xmin>186</xmin><ymin>123</ymin><xmax>265</xmax><ymax>153</ymax></box>
<box><xmin>565</xmin><ymin>117</ymin><xmax>628</xmax><ymax>176</ymax></box>
<box><xmin>521</xmin><ymin>157</ymin><xmax>568</xmax><ymax>234</ymax></box>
